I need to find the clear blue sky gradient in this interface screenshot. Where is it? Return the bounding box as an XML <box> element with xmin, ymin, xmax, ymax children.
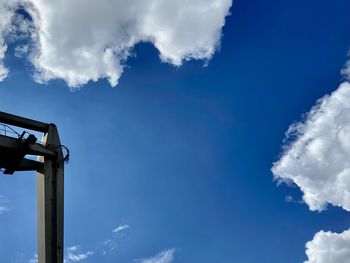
<box><xmin>1</xmin><ymin>1</ymin><xmax>350</xmax><ymax>262</ymax></box>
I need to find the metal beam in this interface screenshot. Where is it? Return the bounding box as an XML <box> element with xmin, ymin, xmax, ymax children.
<box><xmin>0</xmin><ymin>135</ymin><xmax>56</xmax><ymax>158</ymax></box>
<box><xmin>0</xmin><ymin>111</ymin><xmax>49</xmax><ymax>132</ymax></box>
<box><xmin>3</xmin><ymin>158</ymin><xmax>44</xmax><ymax>174</ymax></box>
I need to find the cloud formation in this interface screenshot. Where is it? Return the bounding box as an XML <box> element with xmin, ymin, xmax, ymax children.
<box><xmin>112</xmin><ymin>224</ymin><xmax>130</xmax><ymax>234</ymax></box>
<box><xmin>272</xmin><ymin>82</ymin><xmax>350</xmax><ymax>212</ymax></box>
<box><xmin>0</xmin><ymin>0</ymin><xmax>232</xmax><ymax>87</ymax></box>
<box><xmin>272</xmin><ymin>77</ymin><xmax>350</xmax><ymax>261</ymax></box>
<box><xmin>304</xmin><ymin>229</ymin><xmax>350</xmax><ymax>263</ymax></box>
<box><xmin>65</xmin><ymin>246</ymin><xmax>93</xmax><ymax>262</ymax></box>
<box><xmin>0</xmin><ymin>0</ymin><xmax>14</xmax><ymax>81</ymax></box>
<box><xmin>136</xmin><ymin>249</ymin><xmax>175</xmax><ymax>263</ymax></box>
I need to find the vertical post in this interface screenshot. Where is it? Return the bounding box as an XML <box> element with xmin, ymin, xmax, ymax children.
<box><xmin>37</xmin><ymin>124</ymin><xmax>64</xmax><ymax>263</ymax></box>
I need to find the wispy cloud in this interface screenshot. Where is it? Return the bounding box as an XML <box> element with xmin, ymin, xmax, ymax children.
<box><xmin>0</xmin><ymin>206</ymin><xmax>8</xmax><ymax>214</ymax></box>
<box><xmin>65</xmin><ymin>246</ymin><xmax>93</xmax><ymax>262</ymax></box>
<box><xmin>28</xmin><ymin>254</ymin><xmax>38</xmax><ymax>263</ymax></box>
<box><xmin>101</xmin><ymin>239</ymin><xmax>117</xmax><ymax>255</ymax></box>
<box><xmin>0</xmin><ymin>195</ymin><xmax>9</xmax><ymax>214</ymax></box>
<box><xmin>135</xmin><ymin>249</ymin><xmax>175</xmax><ymax>263</ymax></box>
<box><xmin>284</xmin><ymin>195</ymin><xmax>303</xmax><ymax>204</ymax></box>
<box><xmin>112</xmin><ymin>224</ymin><xmax>130</xmax><ymax>234</ymax></box>
<box><xmin>99</xmin><ymin>224</ymin><xmax>130</xmax><ymax>255</ymax></box>
<box><xmin>28</xmin><ymin>246</ymin><xmax>93</xmax><ymax>263</ymax></box>
<box><xmin>28</xmin><ymin>223</ymin><xmax>171</xmax><ymax>263</ymax></box>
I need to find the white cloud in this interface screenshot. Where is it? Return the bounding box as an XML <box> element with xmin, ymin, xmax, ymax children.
<box><xmin>0</xmin><ymin>0</ymin><xmax>232</xmax><ymax>87</ymax></box>
<box><xmin>304</xmin><ymin>229</ymin><xmax>350</xmax><ymax>263</ymax></box>
<box><xmin>272</xmin><ymin>82</ymin><xmax>350</xmax><ymax>212</ymax></box>
<box><xmin>0</xmin><ymin>0</ymin><xmax>15</xmax><ymax>81</ymax></box>
<box><xmin>28</xmin><ymin>254</ymin><xmax>38</xmax><ymax>263</ymax></box>
<box><xmin>136</xmin><ymin>249</ymin><xmax>175</xmax><ymax>263</ymax></box>
<box><xmin>112</xmin><ymin>224</ymin><xmax>130</xmax><ymax>234</ymax></box>
<box><xmin>65</xmin><ymin>246</ymin><xmax>93</xmax><ymax>262</ymax></box>
<box><xmin>273</xmin><ymin>58</ymin><xmax>350</xmax><ymax>263</ymax></box>
<box><xmin>29</xmin><ymin>246</ymin><xmax>93</xmax><ymax>263</ymax></box>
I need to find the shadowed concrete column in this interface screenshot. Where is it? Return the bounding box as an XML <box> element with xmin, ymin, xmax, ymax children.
<box><xmin>37</xmin><ymin>124</ymin><xmax>64</xmax><ymax>263</ymax></box>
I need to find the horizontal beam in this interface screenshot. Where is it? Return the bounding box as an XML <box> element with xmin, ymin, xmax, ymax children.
<box><xmin>0</xmin><ymin>111</ymin><xmax>49</xmax><ymax>133</ymax></box>
<box><xmin>3</xmin><ymin>158</ymin><xmax>44</xmax><ymax>174</ymax></box>
<box><xmin>0</xmin><ymin>135</ymin><xmax>56</xmax><ymax>158</ymax></box>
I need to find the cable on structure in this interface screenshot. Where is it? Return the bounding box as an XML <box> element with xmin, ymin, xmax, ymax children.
<box><xmin>0</xmin><ymin>123</ymin><xmax>70</xmax><ymax>164</ymax></box>
<box><xmin>47</xmin><ymin>144</ymin><xmax>70</xmax><ymax>163</ymax></box>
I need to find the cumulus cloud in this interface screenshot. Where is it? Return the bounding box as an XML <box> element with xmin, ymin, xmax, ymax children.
<box><xmin>136</xmin><ymin>249</ymin><xmax>175</xmax><ymax>263</ymax></box>
<box><xmin>0</xmin><ymin>0</ymin><xmax>232</xmax><ymax>87</ymax></box>
<box><xmin>304</xmin><ymin>229</ymin><xmax>350</xmax><ymax>263</ymax></box>
<box><xmin>272</xmin><ymin>82</ymin><xmax>350</xmax><ymax>212</ymax></box>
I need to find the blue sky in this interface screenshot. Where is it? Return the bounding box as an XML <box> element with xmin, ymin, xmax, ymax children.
<box><xmin>1</xmin><ymin>1</ymin><xmax>350</xmax><ymax>263</ymax></box>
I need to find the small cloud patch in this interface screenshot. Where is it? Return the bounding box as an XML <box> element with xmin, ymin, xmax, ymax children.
<box><xmin>135</xmin><ymin>249</ymin><xmax>175</xmax><ymax>263</ymax></box>
<box><xmin>65</xmin><ymin>246</ymin><xmax>93</xmax><ymax>262</ymax></box>
<box><xmin>112</xmin><ymin>224</ymin><xmax>130</xmax><ymax>234</ymax></box>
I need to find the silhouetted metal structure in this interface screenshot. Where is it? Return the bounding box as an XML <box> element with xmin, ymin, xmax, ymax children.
<box><xmin>0</xmin><ymin>111</ymin><xmax>66</xmax><ymax>263</ymax></box>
